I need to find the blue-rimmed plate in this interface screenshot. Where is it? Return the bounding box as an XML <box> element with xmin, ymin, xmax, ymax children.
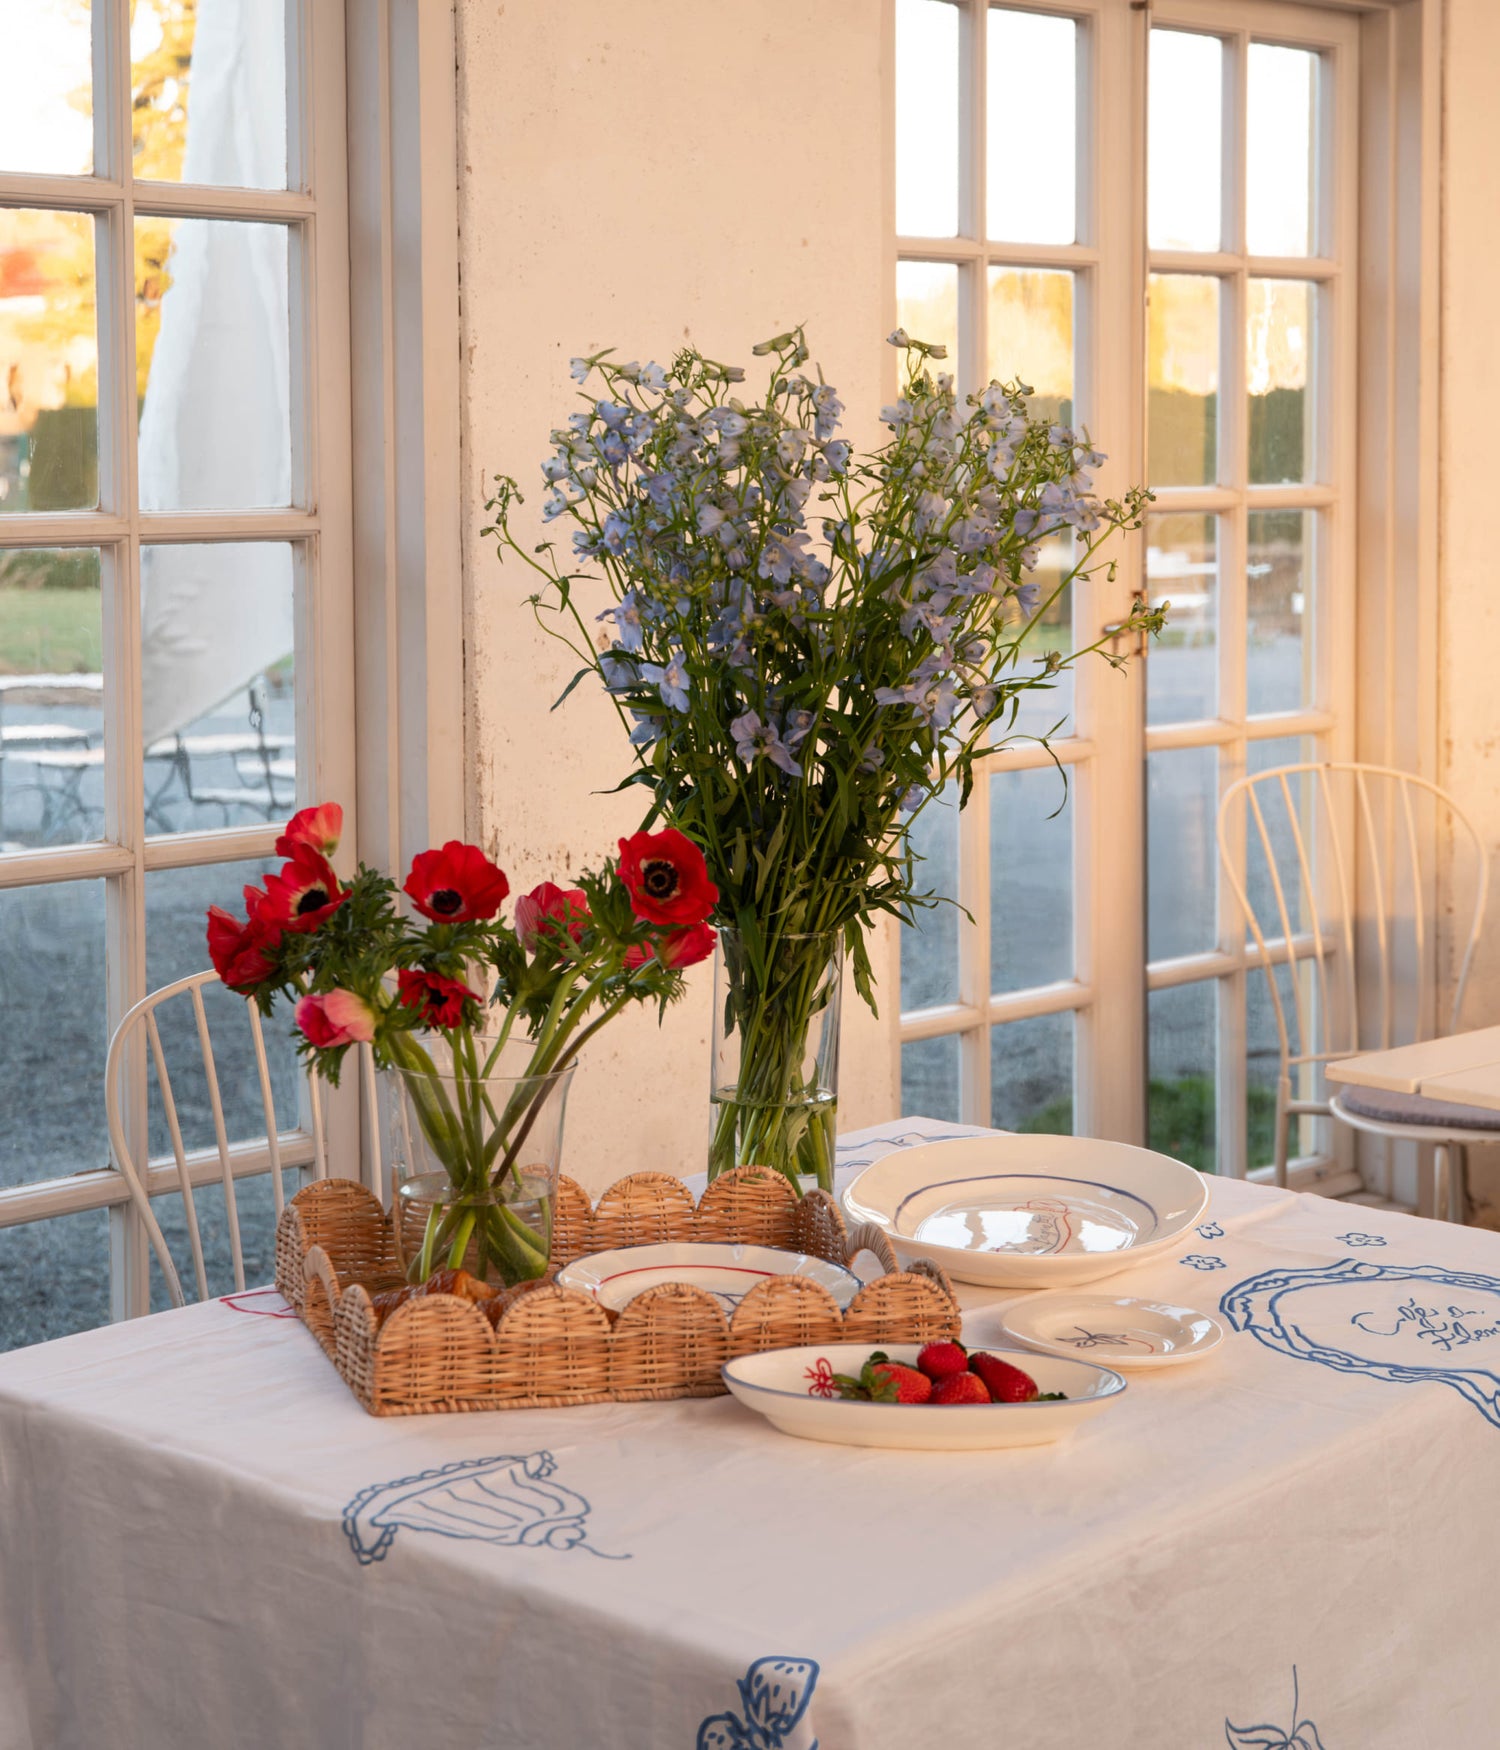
<box><xmin>555</xmin><ymin>1242</ymin><xmax>860</xmax><ymax>1314</ymax></box>
<box><xmin>722</xmin><ymin>1343</ymin><xmax>1126</xmax><ymax>1450</ymax></box>
<box><xmin>842</xmin><ymin>1134</ymin><xmax>1210</xmax><ymax>1288</ymax></box>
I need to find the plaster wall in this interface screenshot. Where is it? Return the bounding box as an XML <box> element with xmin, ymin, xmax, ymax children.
<box><xmin>455</xmin><ymin>0</ymin><xmax>899</xmax><ymax>1195</ymax></box>
<box><xmin>1438</xmin><ymin>0</ymin><xmax>1500</xmax><ymax>1220</ymax></box>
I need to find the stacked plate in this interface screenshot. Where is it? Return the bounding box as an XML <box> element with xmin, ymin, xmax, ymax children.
<box><xmin>841</xmin><ymin>1133</ymin><xmax>1210</xmax><ymax>1289</ymax></box>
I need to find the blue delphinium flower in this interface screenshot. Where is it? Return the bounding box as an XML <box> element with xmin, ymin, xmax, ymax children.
<box><xmin>898</xmin><ymin>784</ymin><xmax>925</xmax><ymax>813</ymax></box>
<box><xmin>599</xmin><ymin>593</ymin><xmax>645</xmax><ymax>653</ymax></box>
<box><xmin>627</xmin><ymin>711</ymin><xmax>662</xmax><ymax>747</ymax></box>
<box><xmin>811</xmin><ymin>383</ymin><xmax>843</xmax><ymax>442</ymax></box>
<box><xmin>730</xmin><ymin>711</ymin><xmax>803</xmax><ymax>778</ymax></box>
<box><xmin>641</xmin><ymin>650</ymin><xmax>691</xmax><ymax>713</ymax></box>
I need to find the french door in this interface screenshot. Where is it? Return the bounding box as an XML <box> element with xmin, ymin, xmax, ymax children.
<box><xmin>0</xmin><ymin>0</ymin><xmax>356</xmax><ymax>1344</ymax></box>
<box><xmin>893</xmin><ymin>0</ymin><xmax>1359</xmax><ymax>1187</ymax></box>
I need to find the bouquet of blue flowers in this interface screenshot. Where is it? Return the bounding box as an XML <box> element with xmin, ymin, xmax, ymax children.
<box><xmin>486</xmin><ymin>327</ymin><xmax>1159</xmax><ymax>1190</ymax></box>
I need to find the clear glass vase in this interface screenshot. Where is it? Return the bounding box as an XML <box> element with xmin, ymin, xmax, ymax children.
<box><xmin>708</xmin><ymin>926</ymin><xmax>843</xmax><ymax>1194</ymax></box>
<box><xmin>385</xmin><ymin>1039</ymin><xmax>577</xmax><ymax>1288</ymax></box>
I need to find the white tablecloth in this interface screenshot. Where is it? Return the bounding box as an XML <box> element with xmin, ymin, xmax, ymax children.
<box><xmin>4</xmin><ymin>1117</ymin><xmax>1500</xmax><ymax>1748</ymax></box>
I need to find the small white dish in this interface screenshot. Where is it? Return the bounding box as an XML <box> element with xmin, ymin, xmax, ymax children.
<box><xmin>983</xmin><ymin>1293</ymin><xmax>1228</xmax><ymax>1369</ymax></box>
<box><xmin>721</xmin><ymin>1343</ymin><xmax>1125</xmax><ymax>1450</ymax></box>
<box><xmin>555</xmin><ymin>1242</ymin><xmax>859</xmax><ymax>1314</ymax></box>
<box><xmin>842</xmin><ymin>1134</ymin><xmax>1209</xmax><ymax>1289</ymax></box>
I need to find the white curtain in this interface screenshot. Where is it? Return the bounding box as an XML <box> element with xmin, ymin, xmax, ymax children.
<box><xmin>137</xmin><ymin>0</ymin><xmax>292</xmax><ymax>747</ymax></box>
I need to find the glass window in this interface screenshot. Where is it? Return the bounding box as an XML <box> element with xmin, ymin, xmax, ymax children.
<box><xmin>991</xmin><ymin>1011</ymin><xmax>1073</xmax><ymax>1133</ymax></box>
<box><xmin>987</xmin><ymin>10</ymin><xmax>1076</xmax><ymax>244</ymax></box>
<box><xmin>896</xmin><ymin>0</ymin><xmax>961</xmax><ymax>237</ymax></box>
<box><xmin>1148</xmin><ymin>31</ymin><xmax>1223</xmax><ymax>252</ymax></box>
<box><xmin>0</xmin><ymin>208</ymin><xmax>98</xmax><ymax>516</ymax></box>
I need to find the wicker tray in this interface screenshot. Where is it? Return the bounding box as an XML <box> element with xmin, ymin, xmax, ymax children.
<box><xmin>273</xmin><ymin>1165</ymin><xmax>962</xmax><ymax>1416</ymax></box>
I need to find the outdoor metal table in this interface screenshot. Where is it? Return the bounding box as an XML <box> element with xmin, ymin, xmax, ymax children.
<box><xmin>3</xmin><ymin>1117</ymin><xmax>1499</xmax><ymax>1749</ymax></box>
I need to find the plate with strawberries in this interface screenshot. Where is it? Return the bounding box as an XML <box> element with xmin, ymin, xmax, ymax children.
<box><xmin>841</xmin><ymin>1132</ymin><xmax>1209</xmax><ymax>1288</ymax></box>
<box><xmin>721</xmin><ymin>1338</ymin><xmax>1125</xmax><ymax>1450</ymax></box>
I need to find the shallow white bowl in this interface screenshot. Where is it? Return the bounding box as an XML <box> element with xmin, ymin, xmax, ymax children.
<box><xmin>554</xmin><ymin>1242</ymin><xmax>859</xmax><ymax>1314</ymax></box>
<box><xmin>841</xmin><ymin>1134</ymin><xmax>1210</xmax><ymax>1289</ymax></box>
<box><xmin>978</xmin><ymin>1293</ymin><xmax>1228</xmax><ymax>1369</ymax></box>
<box><xmin>721</xmin><ymin>1342</ymin><xmax>1125</xmax><ymax>1450</ymax></box>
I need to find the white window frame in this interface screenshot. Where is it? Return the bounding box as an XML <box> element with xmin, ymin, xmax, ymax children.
<box><xmin>892</xmin><ymin>0</ymin><xmax>1442</xmax><ymax>1196</ymax></box>
<box><xmin>0</xmin><ymin>0</ymin><xmax>358</xmax><ymax>1317</ymax></box>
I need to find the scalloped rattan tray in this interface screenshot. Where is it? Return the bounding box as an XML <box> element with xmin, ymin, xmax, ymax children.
<box><xmin>273</xmin><ymin>1165</ymin><xmax>962</xmax><ymax>1416</ymax></box>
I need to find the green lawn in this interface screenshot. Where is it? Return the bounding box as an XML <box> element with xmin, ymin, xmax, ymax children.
<box><xmin>0</xmin><ymin>557</ymin><xmax>102</xmax><ymax>675</ymax></box>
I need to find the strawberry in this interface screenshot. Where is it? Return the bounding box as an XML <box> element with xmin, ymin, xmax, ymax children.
<box><xmin>932</xmin><ymin>1370</ymin><xmax>991</xmax><ymax>1405</ymax></box>
<box><xmin>968</xmin><ymin>1351</ymin><xmax>1040</xmax><ymax>1403</ymax></box>
<box><xmin>915</xmin><ymin>1339</ymin><xmax>969</xmax><ymax>1382</ymax></box>
<box><xmin>869</xmin><ymin>1361</ymin><xmax>933</xmax><ymax>1404</ymax></box>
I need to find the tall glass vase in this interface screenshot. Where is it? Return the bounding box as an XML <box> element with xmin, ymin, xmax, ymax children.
<box><xmin>385</xmin><ymin>1038</ymin><xmax>577</xmax><ymax>1288</ymax></box>
<box><xmin>709</xmin><ymin>926</ymin><xmax>843</xmax><ymax>1194</ymax></box>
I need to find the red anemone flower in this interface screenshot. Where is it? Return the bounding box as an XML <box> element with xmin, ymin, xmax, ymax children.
<box><xmin>206</xmin><ymin>906</ymin><xmax>279</xmax><ymax>993</ymax></box>
<box><xmin>295</xmin><ymin>990</ymin><xmax>376</xmax><ymax>1049</ymax></box>
<box><xmin>259</xmin><ymin>849</ymin><xmax>347</xmax><ymax>934</ymax></box>
<box><xmin>396</xmin><ymin>968</ymin><xmax>477</xmax><ymax>1029</ymax></box>
<box><xmin>404</xmin><ymin>841</ymin><xmax>511</xmax><ymax>923</ymax></box>
<box><xmin>616</xmin><ymin>828</ymin><xmax>718</xmax><ymax>927</ymax></box>
<box><xmin>514</xmin><ymin>882</ymin><xmax>590</xmax><ymax>954</ymax></box>
<box><xmin>624</xmin><ymin>919</ymin><xmax>716</xmax><ymax>971</ymax></box>
<box><xmin>275</xmin><ymin>801</ymin><xmax>342</xmax><ymax>861</ymax></box>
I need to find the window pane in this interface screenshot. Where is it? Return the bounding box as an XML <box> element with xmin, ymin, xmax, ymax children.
<box><xmin>901</xmin><ymin>1033</ymin><xmax>962</xmax><ymax>1123</ymax></box>
<box><xmin>896</xmin><ymin>261</ymin><xmax>959</xmax><ymax>377</ymax></box>
<box><xmin>0</xmin><ymin>208</ymin><xmax>98</xmax><ymax>515</ymax></box>
<box><xmin>1246</xmin><ymin>958</ymin><xmax>1320</xmax><ymax>1170</ymax></box>
<box><xmin>1247</xmin><ymin>44</ymin><xmax>1316</xmax><ymax>258</ymax></box>
<box><xmin>1148</xmin><ymin>30</ymin><xmax>1223</xmax><ymax>252</ymax></box>
<box><xmin>136</xmin><ymin>218</ymin><xmax>291</xmax><ymax>510</ymax></box>
<box><xmin>0</xmin><ymin>1208</ymin><xmax>109</xmax><ymax>1352</ymax></box>
<box><xmin>146</xmin><ymin>1173</ymin><xmax>283</xmax><ymax>1313</ymax></box>
<box><xmin>1247</xmin><ymin>510</ymin><xmax>1312</xmax><ymax>716</ymax></box>
<box><xmin>1247</xmin><ymin>279</ymin><xmax>1313</xmax><ymax>485</ymax></box>
<box><xmin>900</xmin><ymin>781</ymin><xmax>960</xmax><ymax>1011</ymax></box>
<box><xmin>1148</xmin><ymin>746</ymin><xmax>1218</xmax><ymax>962</ymax></box>
<box><xmin>0</xmin><ymin>548</ymin><xmax>103</xmax><ymax>849</ymax></box>
<box><xmin>0</xmin><ymin>879</ymin><xmax>108</xmax><ymax>1188</ymax></box>
<box><xmin>1148</xmin><ymin>275</ymin><xmax>1218</xmax><ymax>486</ymax></box>
<box><xmin>987</xmin><ymin>10</ymin><xmax>1076</xmax><ymax>245</ymax></box>
<box><xmin>131</xmin><ymin>0</ymin><xmax>288</xmax><ymax>190</ymax></box>
<box><xmin>1008</xmin><ymin>529</ymin><xmax>1075</xmax><ymax>739</ymax></box>
<box><xmin>992</xmin><ymin>1011</ymin><xmax>1073</xmax><ymax>1133</ymax></box>
<box><xmin>991</xmin><ymin>765</ymin><xmax>1071</xmax><ymax>994</ymax></box>
<box><xmin>1149</xmin><ymin>981</ymin><xmax>1216</xmax><ymax>1171</ymax></box>
<box><xmin>145</xmin><ymin>858</ymin><xmax>303</xmax><ymax>1154</ymax></box>
<box><xmin>896</xmin><ymin>0</ymin><xmax>960</xmax><ymax>237</ymax></box>
<box><xmin>986</xmin><ymin>267</ymin><xmax>1073</xmax><ymax>425</ymax></box>
<box><xmin>1244</xmin><ymin>735</ymin><xmax>1317</xmax><ymax>940</ymax></box>
<box><xmin>1146</xmin><ymin>513</ymin><xmax>1217</xmax><ymax>726</ymax></box>
<box><xmin>0</xmin><ymin>2</ymin><xmax>93</xmax><ymax>176</ymax></box>
<box><xmin>141</xmin><ymin>542</ymin><xmax>296</xmax><ymax>835</ymax></box>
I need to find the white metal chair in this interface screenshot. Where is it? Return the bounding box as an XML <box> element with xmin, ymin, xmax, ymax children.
<box><xmin>104</xmin><ymin>969</ymin><xmax>382</xmax><ymax>1307</ymax></box>
<box><xmin>1217</xmin><ymin>761</ymin><xmax>1494</xmax><ymax>1217</ymax></box>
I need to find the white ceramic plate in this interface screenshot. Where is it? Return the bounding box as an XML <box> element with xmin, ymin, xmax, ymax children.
<box><xmin>841</xmin><ymin>1134</ymin><xmax>1210</xmax><ymax>1288</ymax></box>
<box><xmin>555</xmin><ymin>1242</ymin><xmax>860</xmax><ymax>1314</ymax></box>
<box><xmin>722</xmin><ymin>1343</ymin><xmax>1125</xmax><ymax>1450</ymax></box>
<box><xmin>980</xmin><ymin>1293</ymin><xmax>1228</xmax><ymax>1369</ymax></box>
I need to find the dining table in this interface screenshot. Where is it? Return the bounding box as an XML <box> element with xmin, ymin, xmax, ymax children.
<box><xmin>4</xmin><ymin>1114</ymin><xmax>1500</xmax><ymax>1748</ymax></box>
<box><xmin>1325</xmin><ymin>1023</ymin><xmax>1500</xmax><ymax>1111</ymax></box>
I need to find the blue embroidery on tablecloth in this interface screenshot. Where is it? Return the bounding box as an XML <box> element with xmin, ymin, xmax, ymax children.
<box><xmin>1182</xmin><ymin>1253</ymin><xmax>1226</xmax><ymax>1271</ymax></box>
<box><xmin>1221</xmin><ymin>1259</ymin><xmax>1500</xmax><ymax>1429</ymax></box>
<box><xmin>1225</xmin><ymin>1666</ymin><xmax>1326</xmax><ymax>1748</ymax></box>
<box><xmin>342</xmin><ymin>1450</ymin><xmax>627</xmax><ymax>1565</ymax></box>
<box><xmin>1335</xmin><ymin>1232</ymin><xmax>1386</xmax><ymax>1248</ymax></box>
<box><xmin>697</xmin><ymin>1657</ymin><xmax>820</xmax><ymax>1750</ymax></box>
<box><xmin>1198</xmin><ymin>1221</ymin><xmax>1225</xmax><ymax>1239</ymax></box>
